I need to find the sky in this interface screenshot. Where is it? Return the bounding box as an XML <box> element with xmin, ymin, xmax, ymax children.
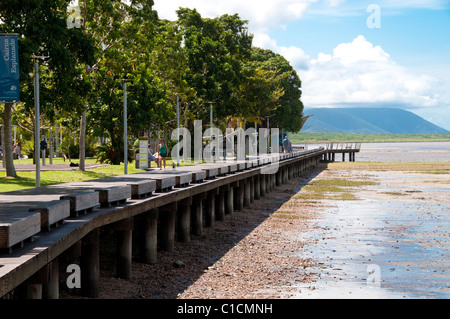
<box><xmin>153</xmin><ymin>0</ymin><xmax>450</xmax><ymax>131</ymax></box>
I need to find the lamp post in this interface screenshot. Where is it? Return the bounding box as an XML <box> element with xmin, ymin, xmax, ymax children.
<box><xmin>34</xmin><ymin>58</ymin><xmax>40</xmax><ymax>186</ymax></box>
<box><xmin>122</xmin><ymin>79</ymin><xmax>132</xmax><ymax>174</ymax></box>
<box><xmin>32</xmin><ymin>55</ymin><xmax>48</xmax><ymax>187</ymax></box>
<box><xmin>176</xmin><ymin>95</ymin><xmax>180</xmax><ymax>167</ymax></box>
<box><xmin>267</xmin><ymin>117</ymin><xmax>269</xmax><ymax>153</ymax></box>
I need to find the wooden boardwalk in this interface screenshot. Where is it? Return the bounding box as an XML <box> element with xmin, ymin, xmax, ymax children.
<box><xmin>323</xmin><ymin>142</ymin><xmax>361</xmax><ymax>162</ymax></box>
<box><xmin>0</xmin><ymin>149</ymin><xmax>325</xmax><ymax>298</ymax></box>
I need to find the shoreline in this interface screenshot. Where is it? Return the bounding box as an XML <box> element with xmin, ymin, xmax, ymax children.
<box><xmin>292</xmin><ymin>163</ymin><xmax>449</xmax><ymax>299</ymax></box>
<box><xmin>177</xmin><ymin>162</ymin><xmax>449</xmax><ymax>299</ymax></box>
<box><xmin>59</xmin><ymin>161</ymin><xmax>449</xmax><ymax>299</ymax></box>
<box><xmin>302</xmin><ymin>141</ymin><xmax>450</xmax><ymax>163</ymax></box>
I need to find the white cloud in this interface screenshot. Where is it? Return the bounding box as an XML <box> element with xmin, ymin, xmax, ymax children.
<box><xmin>301</xmin><ymin>35</ymin><xmax>440</xmax><ymax>109</ymax></box>
<box><xmin>326</xmin><ymin>0</ymin><xmax>346</xmax><ymax>7</ymax></box>
<box><xmin>153</xmin><ymin>0</ymin><xmax>316</xmax><ymax>33</ymax></box>
<box><xmin>253</xmin><ymin>33</ymin><xmax>311</xmax><ymax>70</ymax></box>
<box><xmin>152</xmin><ymin>1</ymin><xmax>449</xmax><ymax>129</ymax></box>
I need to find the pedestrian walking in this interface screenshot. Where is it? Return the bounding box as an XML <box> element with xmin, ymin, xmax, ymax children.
<box><xmin>283</xmin><ymin>136</ymin><xmax>289</xmax><ymax>153</ymax></box>
<box><xmin>158</xmin><ymin>139</ymin><xmax>167</xmax><ymax>169</ymax></box>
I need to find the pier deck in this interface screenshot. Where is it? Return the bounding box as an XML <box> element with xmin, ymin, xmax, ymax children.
<box><xmin>323</xmin><ymin>142</ymin><xmax>361</xmax><ymax>162</ymax></box>
<box><xmin>0</xmin><ymin>148</ymin><xmax>325</xmax><ymax>298</ymax></box>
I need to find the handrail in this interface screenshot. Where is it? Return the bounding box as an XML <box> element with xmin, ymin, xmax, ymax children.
<box><xmin>325</xmin><ymin>142</ymin><xmax>361</xmax><ymax>151</ymax></box>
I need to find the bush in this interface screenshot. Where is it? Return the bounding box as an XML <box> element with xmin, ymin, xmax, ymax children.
<box><xmin>95</xmin><ymin>142</ymin><xmax>133</xmax><ymax>165</ymax></box>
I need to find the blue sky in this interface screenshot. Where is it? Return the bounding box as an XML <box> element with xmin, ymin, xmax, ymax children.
<box><xmin>271</xmin><ymin>4</ymin><xmax>450</xmax><ymax>67</ymax></box>
<box><xmin>154</xmin><ymin>0</ymin><xmax>450</xmax><ymax>130</ymax></box>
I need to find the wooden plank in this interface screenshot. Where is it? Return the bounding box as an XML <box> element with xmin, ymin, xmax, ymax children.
<box><xmin>0</xmin><ymin>211</ymin><xmax>41</xmax><ymax>249</ymax></box>
<box><xmin>192</xmin><ymin>170</ymin><xmax>206</xmax><ymax>183</ymax></box>
<box><xmin>153</xmin><ymin>176</ymin><xmax>176</xmax><ymax>192</ymax></box>
<box><xmin>201</xmin><ymin>167</ymin><xmax>218</xmax><ymax>179</ymax></box>
<box><xmin>214</xmin><ymin>165</ymin><xmax>229</xmax><ymax>176</ymax></box>
<box><xmin>228</xmin><ymin>163</ymin><xmax>237</xmax><ymax>173</ymax></box>
<box><xmin>60</xmin><ymin>192</ymin><xmax>99</xmax><ymax>216</ymax></box>
<box><xmin>175</xmin><ymin>173</ymin><xmax>193</xmax><ymax>187</ymax></box>
<box><xmin>29</xmin><ymin>200</ymin><xmax>70</xmax><ymax>231</ymax></box>
<box><xmin>128</xmin><ymin>180</ymin><xmax>156</xmax><ymax>199</ymax></box>
<box><xmin>96</xmin><ymin>185</ymin><xmax>131</xmax><ymax>207</ymax></box>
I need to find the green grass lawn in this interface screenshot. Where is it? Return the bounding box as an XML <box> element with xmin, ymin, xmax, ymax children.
<box><xmin>0</xmin><ymin>157</ymin><xmax>189</xmax><ymax>193</ymax></box>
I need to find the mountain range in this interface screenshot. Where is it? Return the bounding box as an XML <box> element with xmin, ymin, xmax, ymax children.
<box><xmin>301</xmin><ymin>108</ymin><xmax>449</xmax><ymax>134</ymax></box>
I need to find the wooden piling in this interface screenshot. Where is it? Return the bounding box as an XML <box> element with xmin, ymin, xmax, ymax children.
<box><xmin>113</xmin><ymin>218</ymin><xmax>134</xmax><ymax>280</ymax></box>
<box><xmin>226</xmin><ymin>187</ymin><xmax>234</xmax><ymax>215</ymax></box>
<box><xmin>216</xmin><ymin>188</ymin><xmax>225</xmax><ymax>221</ymax></box>
<box><xmin>254</xmin><ymin>175</ymin><xmax>260</xmax><ymax>200</ymax></box>
<box><xmin>160</xmin><ymin>203</ymin><xmax>177</xmax><ymax>252</ymax></box>
<box><xmin>42</xmin><ymin>260</ymin><xmax>59</xmax><ymax>299</ymax></box>
<box><xmin>260</xmin><ymin>174</ymin><xmax>266</xmax><ymax>197</ymax></box>
<box><xmin>244</xmin><ymin>180</ymin><xmax>251</xmax><ymax>207</ymax></box>
<box><xmin>81</xmin><ymin>229</ymin><xmax>99</xmax><ymax>298</ymax></box>
<box><xmin>205</xmin><ymin>190</ymin><xmax>216</xmax><ymax>228</ymax></box>
<box><xmin>143</xmin><ymin>209</ymin><xmax>158</xmax><ymax>264</ymax></box>
<box><xmin>178</xmin><ymin>199</ymin><xmax>191</xmax><ymax>243</ymax></box>
<box><xmin>192</xmin><ymin>195</ymin><xmax>204</xmax><ymax>236</ymax></box>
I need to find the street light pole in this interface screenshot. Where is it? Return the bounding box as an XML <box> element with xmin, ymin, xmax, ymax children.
<box><xmin>33</xmin><ymin>57</ymin><xmax>41</xmax><ymax>187</ymax></box>
<box><xmin>32</xmin><ymin>55</ymin><xmax>49</xmax><ymax>187</ymax></box>
<box><xmin>122</xmin><ymin>79</ymin><xmax>130</xmax><ymax>175</ymax></box>
<box><xmin>210</xmin><ymin>103</ymin><xmax>214</xmax><ymax>162</ymax></box>
<box><xmin>267</xmin><ymin>117</ymin><xmax>270</xmax><ymax>154</ymax></box>
<box><xmin>176</xmin><ymin>95</ymin><xmax>180</xmax><ymax>167</ymax></box>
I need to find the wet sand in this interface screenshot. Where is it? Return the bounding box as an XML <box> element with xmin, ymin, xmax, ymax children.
<box><xmin>292</xmin><ymin>166</ymin><xmax>449</xmax><ymax>299</ymax></box>
<box><xmin>175</xmin><ymin>163</ymin><xmax>449</xmax><ymax>299</ymax></box>
<box><xmin>60</xmin><ymin>144</ymin><xmax>450</xmax><ymax>299</ymax></box>
<box><xmin>180</xmin><ymin>143</ymin><xmax>450</xmax><ymax>299</ymax></box>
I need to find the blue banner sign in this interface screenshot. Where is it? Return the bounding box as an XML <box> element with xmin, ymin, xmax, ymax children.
<box><xmin>0</xmin><ymin>36</ymin><xmax>20</xmax><ymax>101</ymax></box>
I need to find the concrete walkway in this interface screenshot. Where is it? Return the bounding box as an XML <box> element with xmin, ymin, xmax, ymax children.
<box><xmin>0</xmin><ymin>163</ymin><xmax>108</xmax><ymax>171</ymax></box>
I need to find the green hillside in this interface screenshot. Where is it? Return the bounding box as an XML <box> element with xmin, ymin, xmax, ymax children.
<box><xmin>290</xmin><ymin>132</ymin><xmax>450</xmax><ymax>143</ymax></box>
<box><xmin>302</xmin><ymin>108</ymin><xmax>449</xmax><ymax>134</ymax></box>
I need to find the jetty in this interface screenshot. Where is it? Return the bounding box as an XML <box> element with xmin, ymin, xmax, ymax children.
<box><xmin>0</xmin><ymin>148</ymin><xmax>325</xmax><ymax>299</ymax></box>
<box><xmin>323</xmin><ymin>142</ymin><xmax>361</xmax><ymax>162</ymax></box>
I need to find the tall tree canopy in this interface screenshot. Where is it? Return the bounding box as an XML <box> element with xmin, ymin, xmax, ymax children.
<box><xmin>1</xmin><ymin>3</ymin><xmax>305</xmax><ymax>170</ymax></box>
<box><xmin>176</xmin><ymin>8</ymin><xmax>253</xmax><ymax>123</ymax></box>
<box><xmin>248</xmin><ymin>47</ymin><xmax>304</xmax><ymax>131</ymax></box>
<box><xmin>0</xmin><ymin>0</ymin><xmax>95</xmax><ymax>176</ymax></box>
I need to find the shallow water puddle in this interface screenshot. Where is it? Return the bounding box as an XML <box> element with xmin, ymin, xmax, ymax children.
<box><xmin>292</xmin><ymin>171</ymin><xmax>450</xmax><ymax>299</ymax></box>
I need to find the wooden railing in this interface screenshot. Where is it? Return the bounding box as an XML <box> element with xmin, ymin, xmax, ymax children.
<box><xmin>325</xmin><ymin>142</ymin><xmax>361</xmax><ymax>151</ymax></box>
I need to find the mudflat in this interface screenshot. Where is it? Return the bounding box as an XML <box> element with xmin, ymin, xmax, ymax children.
<box><xmin>62</xmin><ymin>161</ymin><xmax>449</xmax><ymax>299</ymax></box>
<box><xmin>177</xmin><ymin>162</ymin><xmax>449</xmax><ymax>299</ymax></box>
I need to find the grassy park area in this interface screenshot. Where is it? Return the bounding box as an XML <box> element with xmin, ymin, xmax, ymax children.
<box><xmin>0</xmin><ymin>157</ymin><xmax>182</xmax><ymax>193</ymax></box>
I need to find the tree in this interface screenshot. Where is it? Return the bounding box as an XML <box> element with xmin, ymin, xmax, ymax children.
<box><xmin>0</xmin><ymin>101</ymin><xmax>16</xmax><ymax>177</ymax></box>
<box><xmin>176</xmin><ymin>8</ymin><xmax>253</xmax><ymax>123</ymax></box>
<box><xmin>0</xmin><ymin>0</ymin><xmax>95</xmax><ymax>177</ymax></box>
<box><xmin>149</xmin><ymin>19</ymin><xmax>197</xmax><ymax>130</ymax></box>
<box><xmin>76</xmin><ymin>0</ymin><xmax>159</xmax><ymax>168</ymax></box>
<box><xmin>249</xmin><ymin>48</ymin><xmax>304</xmax><ymax>131</ymax></box>
<box><xmin>78</xmin><ymin>0</ymin><xmax>185</xmax><ymax>165</ymax></box>
<box><xmin>235</xmin><ymin>66</ymin><xmax>285</xmax><ymax>125</ymax></box>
